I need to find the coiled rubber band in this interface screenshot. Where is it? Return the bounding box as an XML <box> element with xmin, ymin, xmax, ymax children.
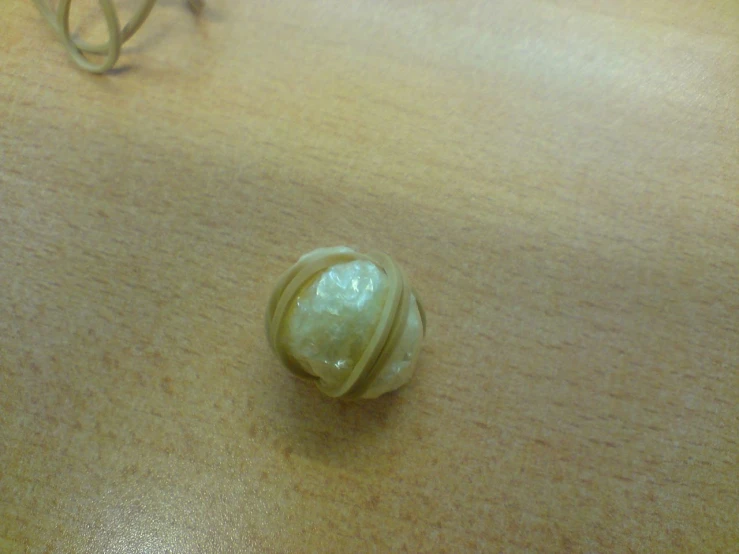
<box><xmin>32</xmin><ymin>0</ymin><xmax>203</xmax><ymax>74</ymax></box>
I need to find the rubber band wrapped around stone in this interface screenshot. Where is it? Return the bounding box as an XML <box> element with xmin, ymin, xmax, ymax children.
<box><xmin>32</xmin><ymin>0</ymin><xmax>203</xmax><ymax>74</ymax></box>
<box><xmin>266</xmin><ymin>247</ymin><xmax>426</xmax><ymax>399</ymax></box>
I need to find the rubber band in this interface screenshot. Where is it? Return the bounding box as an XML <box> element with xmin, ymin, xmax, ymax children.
<box><xmin>32</xmin><ymin>0</ymin><xmax>203</xmax><ymax>74</ymax></box>
<box><xmin>266</xmin><ymin>247</ymin><xmax>426</xmax><ymax>399</ymax></box>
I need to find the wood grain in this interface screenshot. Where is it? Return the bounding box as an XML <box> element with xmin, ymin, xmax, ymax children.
<box><xmin>1</xmin><ymin>0</ymin><xmax>738</xmax><ymax>552</ymax></box>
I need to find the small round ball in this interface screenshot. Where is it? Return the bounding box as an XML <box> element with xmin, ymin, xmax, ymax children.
<box><xmin>266</xmin><ymin>247</ymin><xmax>426</xmax><ymax>399</ymax></box>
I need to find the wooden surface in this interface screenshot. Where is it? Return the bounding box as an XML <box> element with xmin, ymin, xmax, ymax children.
<box><xmin>1</xmin><ymin>0</ymin><xmax>738</xmax><ymax>552</ymax></box>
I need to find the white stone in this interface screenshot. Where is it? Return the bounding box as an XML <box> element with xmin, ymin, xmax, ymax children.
<box><xmin>280</xmin><ymin>259</ymin><xmax>423</xmax><ymax>398</ymax></box>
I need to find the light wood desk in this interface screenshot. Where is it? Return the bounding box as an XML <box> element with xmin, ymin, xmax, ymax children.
<box><xmin>1</xmin><ymin>1</ymin><xmax>737</xmax><ymax>552</ymax></box>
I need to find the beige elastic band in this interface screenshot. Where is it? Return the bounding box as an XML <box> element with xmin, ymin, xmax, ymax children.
<box><xmin>32</xmin><ymin>0</ymin><xmax>203</xmax><ymax>73</ymax></box>
<box><xmin>266</xmin><ymin>247</ymin><xmax>426</xmax><ymax>399</ymax></box>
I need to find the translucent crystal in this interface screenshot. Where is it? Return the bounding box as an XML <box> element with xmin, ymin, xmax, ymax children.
<box><xmin>280</xmin><ymin>259</ymin><xmax>423</xmax><ymax>398</ymax></box>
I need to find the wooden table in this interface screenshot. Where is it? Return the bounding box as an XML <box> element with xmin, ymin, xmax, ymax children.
<box><xmin>1</xmin><ymin>1</ymin><xmax>737</xmax><ymax>552</ymax></box>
